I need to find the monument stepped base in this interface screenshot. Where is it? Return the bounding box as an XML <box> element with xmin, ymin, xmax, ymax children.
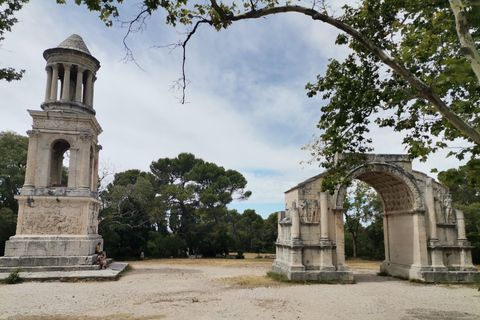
<box><xmin>419</xmin><ymin>271</ymin><xmax>480</xmax><ymax>283</ymax></box>
<box><xmin>0</xmin><ymin>255</ymin><xmax>99</xmax><ymax>269</ymax></box>
<box><xmin>272</xmin><ymin>261</ymin><xmax>355</xmax><ymax>282</ymax></box>
<box><xmin>0</xmin><ymin>262</ymin><xmax>129</xmax><ymax>282</ymax></box>
<box><xmin>381</xmin><ymin>261</ymin><xmax>480</xmax><ymax>283</ymax></box>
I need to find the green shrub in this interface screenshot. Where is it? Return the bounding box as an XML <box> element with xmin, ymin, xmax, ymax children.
<box><xmin>266</xmin><ymin>271</ymin><xmax>289</xmax><ymax>282</ymax></box>
<box><xmin>3</xmin><ymin>267</ymin><xmax>22</xmax><ymax>284</ymax></box>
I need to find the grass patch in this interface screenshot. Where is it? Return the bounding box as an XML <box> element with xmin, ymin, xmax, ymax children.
<box><xmin>345</xmin><ymin>258</ymin><xmax>382</xmax><ymax>270</ymax></box>
<box><xmin>221</xmin><ymin>274</ymin><xmax>290</xmax><ymax>288</ymax></box>
<box><xmin>129</xmin><ymin>255</ymin><xmax>273</xmax><ymax>268</ymax></box>
<box><xmin>2</xmin><ymin>267</ymin><xmax>22</xmax><ymax>284</ymax></box>
<box><xmin>266</xmin><ymin>271</ymin><xmax>289</xmax><ymax>282</ymax></box>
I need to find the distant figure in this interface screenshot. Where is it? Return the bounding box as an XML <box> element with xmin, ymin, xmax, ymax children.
<box><xmin>194</xmin><ymin>249</ymin><xmax>198</xmax><ymax>259</ymax></box>
<box><xmin>95</xmin><ymin>242</ymin><xmax>101</xmax><ymax>254</ymax></box>
<box><xmin>97</xmin><ymin>252</ymin><xmax>107</xmax><ymax>269</ymax></box>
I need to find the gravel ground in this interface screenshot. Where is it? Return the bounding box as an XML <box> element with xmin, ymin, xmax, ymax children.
<box><xmin>1</xmin><ymin>260</ymin><xmax>479</xmax><ymax>320</ymax></box>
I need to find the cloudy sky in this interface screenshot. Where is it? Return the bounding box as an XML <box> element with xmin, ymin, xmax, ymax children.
<box><xmin>0</xmin><ymin>1</ymin><xmax>467</xmax><ymax>218</ymax></box>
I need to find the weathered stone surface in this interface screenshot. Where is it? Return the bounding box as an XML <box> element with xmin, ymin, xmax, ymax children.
<box><xmin>274</xmin><ymin>153</ymin><xmax>479</xmax><ymax>283</ymax></box>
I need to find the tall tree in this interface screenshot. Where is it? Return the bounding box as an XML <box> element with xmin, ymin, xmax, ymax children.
<box><xmin>99</xmin><ymin>169</ymin><xmax>161</xmax><ymax>259</ymax></box>
<box><xmin>438</xmin><ymin>159</ymin><xmax>480</xmax><ymax>206</ymax></box>
<box><xmin>0</xmin><ymin>131</ymin><xmax>28</xmax><ymax>255</ymax></box>
<box><xmin>71</xmin><ymin>0</ymin><xmax>480</xmax><ymax>191</ymax></box>
<box><xmin>236</xmin><ymin>209</ymin><xmax>265</xmax><ymax>252</ymax></box>
<box><xmin>150</xmin><ymin>153</ymin><xmax>251</xmax><ymax>255</ymax></box>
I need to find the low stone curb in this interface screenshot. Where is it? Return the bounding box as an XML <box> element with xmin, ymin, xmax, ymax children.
<box><xmin>0</xmin><ymin>262</ymin><xmax>129</xmax><ymax>282</ymax></box>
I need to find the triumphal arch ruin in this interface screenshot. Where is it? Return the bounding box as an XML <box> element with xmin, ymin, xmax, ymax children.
<box><xmin>273</xmin><ymin>154</ymin><xmax>479</xmax><ymax>282</ymax></box>
<box><xmin>0</xmin><ymin>35</ymin><xmax>104</xmax><ymax>272</ymax></box>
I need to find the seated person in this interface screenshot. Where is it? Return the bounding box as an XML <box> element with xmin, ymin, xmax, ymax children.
<box><xmin>95</xmin><ymin>242</ymin><xmax>102</xmax><ymax>254</ymax></box>
<box><xmin>96</xmin><ymin>252</ymin><xmax>107</xmax><ymax>269</ymax></box>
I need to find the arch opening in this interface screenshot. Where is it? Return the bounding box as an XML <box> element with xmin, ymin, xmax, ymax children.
<box><xmin>338</xmin><ymin>167</ymin><xmax>425</xmax><ymax>273</ymax></box>
<box><xmin>343</xmin><ymin>181</ymin><xmax>384</xmax><ymax>261</ymax></box>
<box><xmin>50</xmin><ymin>139</ymin><xmax>70</xmax><ymax>187</ymax></box>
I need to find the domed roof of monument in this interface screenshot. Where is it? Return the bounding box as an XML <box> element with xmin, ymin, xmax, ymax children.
<box><xmin>57</xmin><ymin>34</ymin><xmax>91</xmax><ymax>55</ymax></box>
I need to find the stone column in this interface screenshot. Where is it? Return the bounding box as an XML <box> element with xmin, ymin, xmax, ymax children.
<box><xmin>50</xmin><ymin>64</ymin><xmax>59</xmax><ymax>101</ymax></box>
<box><xmin>79</xmin><ymin>136</ymin><xmax>92</xmax><ymax>189</ymax></box>
<box><xmin>61</xmin><ymin>64</ymin><xmax>71</xmax><ymax>100</ymax></box>
<box><xmin>23</xmin><ymin>130</ymin><xmax>40</xmax><ymax>188</ymax></box>
<box><xmin>67</xmin><ymin>147</ymin><xmax>78</xmax><ymax>189</ymax></box>
<box><xmin>425</xmin><ymin>178</ymin><xmax>438</xmax><ymax>240</ymax></box>
<box><xmin>91</xmin><ymin>76</ymin><xmax>96</xmax><ymax>108</ymax></box>
<box><xmin>289</xmin><ymin>202</ymin><xmax>304</xmax><ymax>274</ymax></box>
<box><xmin>425</xmin><ymin>179</ymin><xmax>446</xmax><ymax>269</ymax></box>
<box><xmin>34</xmin><ymin>143</ymin><xmax>51</xmax><ymax>188</ymax></box>
<box><xmin>84</xmin><ymin>71</ymin><xmax>94</xmax><ymax>106</ymax></box>
<box><xmin>44</xmin><ymin>66</ymin><xmax>53</xmax><ymax>102</ymax></box>
<box><xmin>291</xmin><ymin>202</ymin><xmax>300</xmax><ymax>241</ymax></box>
<box><xmin>383</xmin><ymin>212</ymin><xmax>390</xmax><ymax>262</ymax></box>
<box><xmin>411</xmin><ymin>210</ymin><xmax>429</xmax><ymax>268</ymax></box>
<box><xmin>75</xmin><ymin>67</ymin><xmax>84</xmax><ymax>102</ymax></box>
<box><xmin>334</xmin><ymin>208</ymin><xmax>348</xmax><ymax>270</ymax></box>
<box><xmin>456</xmin><ymin>210</ymin><xmax>467</xmax><ymax>240</ymax></box>
<box><xmin>320</xmin><ymin>192</ymin><xmax>329</xmax><ymax>240</ymax></box>
<box><xmin>277</xmin><ymin>211</ymin><xmax>283</xmax><ymax>242</ymax></box>
<box><xmin>90</xmin><ymin>147</ymin><xmax>99</xmax><ymax>191</ymax></box>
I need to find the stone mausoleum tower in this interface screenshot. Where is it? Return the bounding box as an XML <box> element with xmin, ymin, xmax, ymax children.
<box><xmin>0</xmin><ymin>35</ymin><xmax>103</xmax><ymax>270</ymax></box>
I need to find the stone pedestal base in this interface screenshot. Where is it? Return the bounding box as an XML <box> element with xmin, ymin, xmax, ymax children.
<box><xmin>4</xmin><ymin>234</ymin><xmax>102</xmax><ymax>257</ymax></box>
<box><xmin>0</xmin><ymin>256</ymin><xmax>101</xmax><ymax>273</ymax></box>
<box><xmin>380</xmin><ymin>260</ymin><xmax>479</xmax><ymax>283</ymax></box>
<box><xmin>0</xmin><ymin>235</ymin><xmax>103</xmax><ymax>273</ymax></box>
<box><xmin>272</xmin><ymin>260</ymin><xmax>354</xmax><ymax>282</ymax></box>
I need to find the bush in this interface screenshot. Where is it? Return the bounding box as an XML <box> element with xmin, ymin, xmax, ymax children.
<box><xmin>3</xmin><ymin>268</ymin><xmax>22</xmax><ymax>284</ymax></box>
<box><xmin>236</xmin><ymin>250</ymin><xmax>245</xmax><ymax>259</ymax></box>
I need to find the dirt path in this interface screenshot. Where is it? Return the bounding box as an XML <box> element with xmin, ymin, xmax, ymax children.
<box><xmin>1</xmin><ymin>260</ymin><xmax>479</xmax><ymax>320</ymax></box>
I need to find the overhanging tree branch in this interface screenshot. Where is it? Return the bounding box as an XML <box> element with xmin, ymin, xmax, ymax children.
<box><xmin>210</xmin><ymin>4</ymin><xmax>480</xmax><ymax>146</ymax></box>
<box><xmin>448</xmin><ymin>0</ymin><xmax>480</xmax><ymax>85</ymax></box>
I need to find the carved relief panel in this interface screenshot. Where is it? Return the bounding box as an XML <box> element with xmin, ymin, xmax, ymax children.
<box><xmin>19</xmin><ymin>201</ymin><xmax>85</xmax><ymax>235</ymax></box>
<box><xmin>299</xmin><ymin>199</ymin><xmax>320</xmax><ymax>223</ymax></box>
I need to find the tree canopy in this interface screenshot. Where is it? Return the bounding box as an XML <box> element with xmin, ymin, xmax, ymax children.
<box><xmin>0</xmin><ymin>131</ymin><xmax>28</xmax><ymax>255</ymax></box>
<box><xmin>63</xmin><ymin>0</ymin><xmax>480</xmax><ymax>191</ymax></box>
<box><xmin>150</xmin><ymin>152</ymin><xmax>251</xmax><ymax>255</ymax></box>
<box><xmin>95</xmin><ymin>153</ymin><xmax>270</xmax><ymax>259</ymax></box>
<box><xmin>0</xmin><ymin>0</ymin><xmax>26</xmax><ymax>81</ymax></box>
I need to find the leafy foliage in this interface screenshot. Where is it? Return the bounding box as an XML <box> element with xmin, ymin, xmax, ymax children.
<box><xmin>0</xmin><ymin>131</ymin><xmax>28</xmax><ymax>255</ymax></box>
<box><xmin>0</xmin><ymin>0</ymin><xmax>27</xmax><ymax>81</ymax></box>
<box><xmin>98</xmin><ymin>153</ymin><xmax>277</xmax><ymax>259</ymax></box>
<box><xmin>99</xmin><ymin>170</ymin><xmax>163</xmax><ymax>259</ymax></box>
<box><xmin>2</xmin><ymin>267</ymin><xmax>21</xmax><ymax>284</ymax></box>
<box><xmin>438</xmin><ymin>160</ymin><xmax>480</xmax><ymax>263</ymax></box>
<box><xmin>305</xmin><ymin>1</ymin><xmax>480</xmax><ymax>188</ymax></box>
<box><xmin>149</xmin><ymin>152</ymin><xmax>251</xmax><ymax>256</ymax></box>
